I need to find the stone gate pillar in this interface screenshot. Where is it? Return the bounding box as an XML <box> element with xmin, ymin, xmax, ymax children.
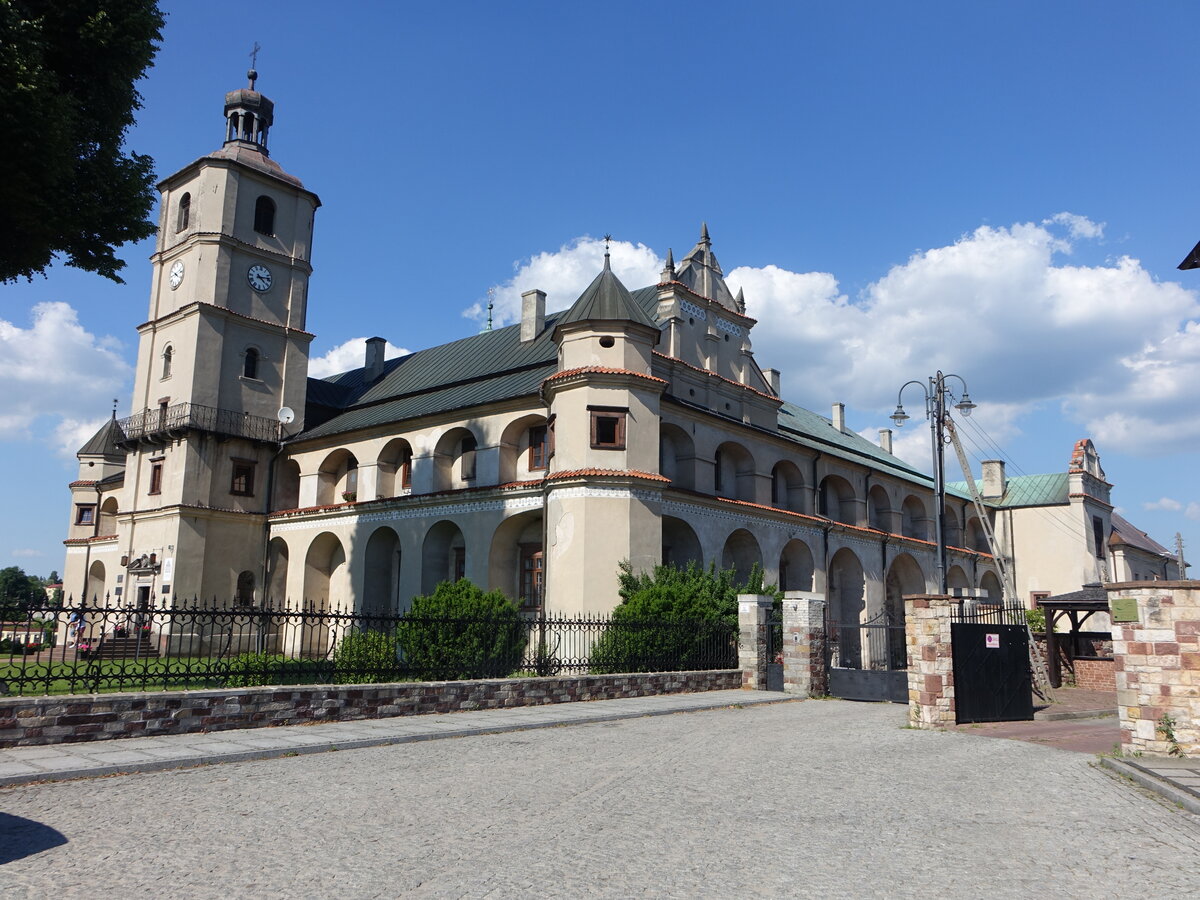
<box><xmin>1108</xmin><ymin>581</ymin><xmax>1200</xmax><ymax>757</ymax></box>
<box><xmin>781</xmin><ymin>592</ymin><xmax>826</xmax><ymax>697</ymax></box>
<box><xmin>738</xmin><ymin>594</ymin><xmax>773</xmax><ymax>690</ymax></box>
<box><xmin>904</xmin><ymin>594</ymin><xmax>957</xmax><ymax>728</ymax></box>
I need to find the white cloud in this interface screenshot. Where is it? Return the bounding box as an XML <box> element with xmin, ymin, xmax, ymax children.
<box><xmin>1144</xmin><ymin>497</ymin><xmax>1183</xmax><ymax>512</ymax></box>
<box><xmin>727</xmin><ymin>216</ymin><xmax>1199</xmax><ymax>456</ymax></box>
<box><xmin>462</xmin><ymin>237</ymin><xmax>663</xmax><ymax>328</ymax></box>
<box><xmin>1043</xmin><ymin>212</ymin><xmax>1105</xmax><ymax>241</ymax></box>
<box><xmin>0</xmin><ymin>302</ymin><xmax>131</xmax><ymax>455</ymax></box>
<box><xmin>11</xmin><ymin>548</ymin><xmax>43</xmax><ymax>558</ymax></box>
<box><xmin>308</xmin><ymin>337</ymin><xmax>410</xmax><ymax>379</ymax></box>
<box><xmin>1187</xmin><ymin>503</ymin><xmax>1200</xmax><ymax>522</ymax></box>
<box><xmin>1068</xmin><ymin>320</ymin><xmax>1200</xmax><ymax>455</ymax></box>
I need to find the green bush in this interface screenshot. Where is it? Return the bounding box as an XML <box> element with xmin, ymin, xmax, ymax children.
<box><xmin>589</xmin><ymin>560</ymin><xmax>772</xmax><ymax>674</ymax></box>
<box><xmin>397</xmin><ymin>579</ymin><xmax>527</xmax><ymax>680</ymax></box>
<box><xmin>332</xmin><ymin>628</ymin><xmax>401</xmax><ymax>684</ymax></box>
<box><xmin>222</xmin><ymin>652</ymin><xmax>333</xmax><ymax>688</ymax></box>
<box><xmin>1025</xmin><ymin>607</ymin><xmax>1046</xmax><ymax>633</ymax></box>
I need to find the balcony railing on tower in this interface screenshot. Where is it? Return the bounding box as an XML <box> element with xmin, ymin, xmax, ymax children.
<box><xmin>117</xmin><ymin>402</ymin><xmax>280</xmax><ymax>446</ymax></box>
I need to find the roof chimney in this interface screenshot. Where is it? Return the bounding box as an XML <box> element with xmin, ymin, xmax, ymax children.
<box><xmin>878</xmin><ymin>428</ymin><xmax>893</xmax><ymax>454</ymax></box>
<box><xmin>365</xmin><ymin>336</ymin><xmax>386</xmax><ymax>382</ymax></box>
<box><xmin>832</xmin><ymin>402</ymin><xmax>846</xmax><ymax>433</ymax></box>
<box><xmin>982</xmin><ymin>460</ymin><xmax>1006</xmax><ymax>499</ymax></box>
<box><xmin>521</xmin><ymin>289</ymin><xmax>546</xmax><ymax>342</ymax></box>
<box><xmin>763</xmin><ymin>368</ymin><xmax>781</xmax><ymax>396</ymax></box>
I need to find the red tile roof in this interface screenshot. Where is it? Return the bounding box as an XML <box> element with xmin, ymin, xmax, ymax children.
<box><xmin>548</xmin><ymin>468</ymin><xmax>671</xmax><ymax>483</ymax></box>
<box><xmin>543</xmin><ymin>366</ymin><xmax>668</xmax><ymax>386</ymax></box>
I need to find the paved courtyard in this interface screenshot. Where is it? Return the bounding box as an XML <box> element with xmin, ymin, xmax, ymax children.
<box><xmin>2</xmin><ymin>699</ymin><xmax>1198</xmax><ymax>898</ymax></box>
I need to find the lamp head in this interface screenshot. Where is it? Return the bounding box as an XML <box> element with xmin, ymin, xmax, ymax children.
<box><xmin>954</xmin><ymin>393</ymin><xmax>976</xmax><ymax>417</ymax></box>
<box><xmin>890</xmin><ymin>405</ymin><xmax>910</xmax><ymax>426</ymax></box>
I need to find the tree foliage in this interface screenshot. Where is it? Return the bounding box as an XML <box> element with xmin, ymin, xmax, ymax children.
<box><xmin>0</xmin><ymin>0</ymin><xmax>164</xmax><ymax>283</ymax></box>
<box><xmin>396</xmin><ymin>579</ymin><xmax>527</xmax><ymax>681</ymax></box>
<box><xmin>590</xmin><ymin>560</ymin><xmax>776</xmax><ymax>674</ymax></box>
<box><xmin>0</xmin><ymin>565</ymin><xmax>45</xmax><ymax>618</ymax></box>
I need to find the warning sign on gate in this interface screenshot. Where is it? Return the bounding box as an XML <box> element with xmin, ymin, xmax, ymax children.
<box><xmin>985</xmin><ymin>633</ymin><xmax>1000</xmax><ymax>648</ymax></box>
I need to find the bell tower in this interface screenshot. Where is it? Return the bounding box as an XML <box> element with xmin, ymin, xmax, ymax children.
<box><xmin>114</xmin><ymin>70</ymin><xmax>321</xmax><ymax>605</ymax></box>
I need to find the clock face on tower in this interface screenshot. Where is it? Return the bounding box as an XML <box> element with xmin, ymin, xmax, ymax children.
<box><xmin>247</xmin><ymin>264</ymin><xmax>273</xmax><ymax>292</ymax></box>
<box><xmin>169</xmin><ymin>260</ymin><xmax>185</xmax><ymax>290</ymax></box>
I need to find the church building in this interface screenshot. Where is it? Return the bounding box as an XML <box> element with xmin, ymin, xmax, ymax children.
<box><xmin>63</xmin><ymin>74</ymin><xmax>1007</xmax><ymax>630</ymax></box>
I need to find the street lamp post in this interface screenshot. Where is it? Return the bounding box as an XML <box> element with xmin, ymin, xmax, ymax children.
<box><xmin>890</xmin><ymin>371</ymin><xmax>975</xmax><ymax>595</ymax></box>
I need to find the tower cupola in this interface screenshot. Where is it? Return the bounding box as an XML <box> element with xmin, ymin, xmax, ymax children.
<box><xmin>224</xmin><ymin>67</ymin><xmax>273</xmax><ymax>154</ymax></box>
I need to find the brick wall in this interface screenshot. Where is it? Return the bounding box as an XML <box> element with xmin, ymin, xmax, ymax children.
<box><xmin>0</xmin><ymin>670</ymin><xmax>740</xmax><ymax>749</ymax></box>
<box><xmin>1072</xmin><ymin>658</ymin><xmax>1116</xmax><ymax>692</ymax></box>
<box><xmin>1108</xmin><ymin>581</ymin><xmax>1200</xmax><ymax>757</ymax></box>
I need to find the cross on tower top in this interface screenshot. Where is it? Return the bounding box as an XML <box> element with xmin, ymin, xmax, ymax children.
<box><xmin>247</xmin><ymin>42</ymin><xmax>261</xmax><ymax>89</ymax></box>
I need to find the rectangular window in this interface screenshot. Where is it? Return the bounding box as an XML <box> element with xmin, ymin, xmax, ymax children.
<box><xmin>519</xmin><ymin>544</ymin><xmax>544</xmax><ymax>610</ymax></box>
<box><xmin>148</xmin><ymin>461</ymin><xmax>164</xmax><ymax>495</ymax></box>
<box><xmin>452</xmin><ymin>547</ymin><xmax>466</xmax><ymax>582</ymax></box>
<box><xmin>75</xmin><ymin>505</ymin><xmax>95</xmax><ymax>526</ymax></box>
<box><xmin>528</xmin><ymin>425</ymin><xmax>548</xmax><ymax>470</ymax></box>
<box><xmin>230</xmin><ymin>459</ymin><xmax>256</xmax><ymax>496</ymax></box>
<box><xmin>589</xmin><ymin>407</ymin><xmax>627</xmax><ymax>450</ymax></box>
<box><xmin>400</xmin><ymin>456</ymin><xmax>412</xmax><ymax>490</ymax></box>
<box><xmin>1091</xmin><ymin>516</ymin><xmax>1105</xmax><ymax>559</ymax></box>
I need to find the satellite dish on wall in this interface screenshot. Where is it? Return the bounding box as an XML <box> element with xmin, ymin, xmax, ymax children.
<box><xmin>277</xmin><ymin>407</ymin><xmax>295</xmax><ymax>425</ymax></box>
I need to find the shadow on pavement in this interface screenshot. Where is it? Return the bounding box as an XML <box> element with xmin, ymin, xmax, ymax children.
<box><xmin>0</xmin><ymin>812</ymin><xmax>68</xmax><ymax>863</ymax></box>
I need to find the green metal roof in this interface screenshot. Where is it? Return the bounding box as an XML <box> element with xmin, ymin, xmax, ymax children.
<box><xmin>947</xmin><ymin>472</ymin><xmax>1069</xmax><ymax>508</ymax></box>
<box><xmin>299</xmin><ymin>315</ymin><xmax>561</xmax><ymax>441</ymax></box>
<box><xmin>77</xmin><ymin>416</ymin><xmax>126</xmax><ymax>457</ymax></box>
<box><xmin>556</xmin><ymin>257</ymin><xmax>658</xmax><ymax>330</ymax></box>
<box><xmin>298</xmin><ymin>277</ymin><xmax>963</xmax><ymax>501</ymax></box>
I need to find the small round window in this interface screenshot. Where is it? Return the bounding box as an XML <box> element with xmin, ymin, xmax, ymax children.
<box><xmin>599</xmin><ymin>336</ymin><xmax>615</xmax><ymax>349</ymax></box>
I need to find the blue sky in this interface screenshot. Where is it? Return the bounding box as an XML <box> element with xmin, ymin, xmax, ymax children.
<box><xmin>2</xmin><ymin>0</ymin><xmax>1197</xmax><ymax>578</ymax></box>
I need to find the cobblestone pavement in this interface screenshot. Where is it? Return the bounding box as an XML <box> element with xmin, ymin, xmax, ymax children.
<box><xmin>3</xmin><ymin>700</ymin><xmax>1198</xmax><ymax>899</ymax></box>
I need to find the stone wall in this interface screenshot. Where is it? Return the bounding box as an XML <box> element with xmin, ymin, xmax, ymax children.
<box><xmin>904</xmin><ymin>594</ymin><xmax>956</xmax><ymax>728</ymax></box>
<box><xmin>1108</xmin><ymin>581</ymin><xmax>1200</xmax><ymax>757</ymax></box>
<box><xmin>781</xmin><ymin>592</ymin><xmax>827</xmax><ymax>697</ymax></box>
<box><xmin>738</xmin><ymin>594</ymin><xmax>772</xmax><ymax>690</ymax></box>
<box><xmin>0</xmin><ymin>670</ymin><xmax>740</xmax><ymax>749</ymax></box>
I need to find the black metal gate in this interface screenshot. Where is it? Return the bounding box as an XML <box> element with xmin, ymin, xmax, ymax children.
<box><xmin>827</xmin><ymin>610</ymin><xmax>907</xmax><ymax>703</ymax></box>
<box><xmin>951</xmin><ymin>604</ymin><xmax>1034</xmax><ymax>724</ymax></box>
<box><xmin>766</xmin><ymin>606</ymin><xmax>783</xmax><ymax>692</ymax></box>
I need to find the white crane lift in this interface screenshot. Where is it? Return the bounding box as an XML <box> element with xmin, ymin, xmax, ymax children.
<box><xmin>943</xmin><ymin>418</ymin><xmax>1054</xmax><ymax>698</ymax></box>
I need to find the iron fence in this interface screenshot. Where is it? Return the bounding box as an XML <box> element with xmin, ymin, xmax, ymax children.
<box><xmin>117</xmin><ymin>401</ymin><xmax>280</xmax><ymax>444</ymax></box>
<box><xmin>0</xmin><ymin>598</ymin><xmax>738</xmax><ymax>697</ymax></box>
<box><xmin>951</xmin><ymin>602</ymin><xmax>1028</xmax><ymax>625</ymax></box>
<box><xmin>827</xmin><ymin>610</ymin><xmax>907</xmax><ymax>672</ymax></box>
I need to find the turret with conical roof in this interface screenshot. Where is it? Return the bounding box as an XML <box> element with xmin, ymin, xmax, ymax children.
<box><xmin>552</xmin><ymin>247</ymin><xmax>660</xmax><ymax>374</ymax></box>
<box><xmin>541</xmin><ymin>247</ymin><xmax>669</xmax><ymax>613</ymax></box>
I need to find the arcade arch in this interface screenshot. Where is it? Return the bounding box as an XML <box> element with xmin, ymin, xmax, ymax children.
<box><xmin>487</xmin><ymin>510</ymin><xmax>544</xmax><ymax>608</ymax></box>
<box><xmin>422</xmin><ymin>520</ymin><xmax>467</xmax><ymax>594</ymax></box>
<box><xmin>662</xmin><ymin>516</ymin><xmax>703</xmax><ymax>568</ymax></box>
<box><xmin>660</xmin><ymin>423</ymin><xmax>696</xmax><ymax>490</ymax></box>
<box><xmin>819</xmin><ymin>475</ymin><xmax>858</xmax><ymax>526</ymax></box>
<box><xmin>362</xmin><ymin>526</ymin><xmax>402</xmax><ymax>617</ymax></box>
<box><xmin>316</xmin><ymin>449</ymin><xmax>358</xmax><ymax>506</ymax></box>
<box><xmin>771</xmin><ymin>461</ymin><xmax>806</xmax><ymax>513</ymax></box>
<box><xmin>377</xmin><ymin>438</ymin><xmax>414</xmax><ymax>498</ymax></box>
<box><xmin>721</xmin><ymin>528</ymin><xmax>762</xmax><ymax>583</ymax></box>
<box><xmin>713</xmin><ymin>441</ymin><xmax>755</xmax><ymax>501</ymax></box>
<box><xmin>433</xmin><ymin>427</ymin><xmax>480</xmax><ymax>491</ymax></box>
<box><xmin>779</xmin><ymin>539</ymin><xmax>815</xmax><ymax>592</ymax></box>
